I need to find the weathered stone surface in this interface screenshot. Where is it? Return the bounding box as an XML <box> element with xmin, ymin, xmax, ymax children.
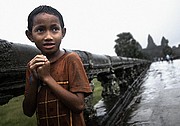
<box><xmin>0</xmin><ymin>39</ymin><xmax>151</xmax><ymax>125</ymax></box>
<box><xmin>146</xmin><ymin>34</ymin><xmax>157</xmax><ymax>49</ymax></box>
<box><xmin>142</xmin><ymin>35</ymin><xmax>180</xmax><ymax>60</ymax></box>
<box><xmin>0</xmin><ymin>39</ymin><xmax>40</xmax><ymax>105</ymax></box>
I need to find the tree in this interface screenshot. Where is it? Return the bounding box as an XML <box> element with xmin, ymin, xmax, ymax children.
<box><xmin>114</xmin><ymin>32</ymin><xmax>144</xmax><ymax>58</ymax></box>
<box><xmin>161</xmin><ymin>37</ymin><xmax>173</xmax><ymax>57</ymax></box>
<box><xmin>162</xmin><ymin>45</ymin><xmax>172</xmax><ymax>57</ymax></box>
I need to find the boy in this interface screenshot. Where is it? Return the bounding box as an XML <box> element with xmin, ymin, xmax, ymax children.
<box><xmin>23</xmin><ymin>5</ymin><xmax>92</xmax><ymax>126</ymax></box>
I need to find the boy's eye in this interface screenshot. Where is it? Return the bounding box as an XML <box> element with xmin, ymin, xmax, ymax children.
<box><xmin>51</xmin><ymin>27</ymin><xmax>60</xmax><ymax>32</ymax></box>
<box><xmin>36</xmin><ymin>28</ymin><xmax>44</xmax><ymax>33</ymax></box>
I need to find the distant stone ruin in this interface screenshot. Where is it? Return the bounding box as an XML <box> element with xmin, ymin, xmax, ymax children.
<box><xmin>142</xmin><ymin>35</ymin><xmax>180</xmax><ymax>60</ymax></box>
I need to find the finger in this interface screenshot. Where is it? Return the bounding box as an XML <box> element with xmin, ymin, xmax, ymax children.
<box><xmin>33</xmin><ymin>55</ymin><xmax>47</xmax><ymax>62</ymax></box>
<box><xmin>44</xmin><ymin>60</ymin><xmax>50</xmax><ymax>65</ymax></box>
<box><xmin>30</xmin><ymin>61</ymin><xmax>46</xmax><ymax>70</ymax></box>
<box><xmin>29</xmin><ymin>55</ymin><xmax>48</xmax><ymax>66</ymax></box>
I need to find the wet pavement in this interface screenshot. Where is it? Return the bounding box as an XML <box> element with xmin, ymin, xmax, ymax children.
<box><xmin>124</xmin><ymin>59</ymin><xmax>180</xmax><ymax>126</ymax></box>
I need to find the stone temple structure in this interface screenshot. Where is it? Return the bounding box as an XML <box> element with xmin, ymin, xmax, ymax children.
<box><xmin>142</xmin><ymin>35</ymin><xmax>180</xmax><ymax>60</ymax></box>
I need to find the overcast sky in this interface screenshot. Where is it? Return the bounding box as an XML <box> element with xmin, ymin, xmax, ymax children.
<box><xmin>0</xmin><ymin>0</ymin><xmax>180</xmax><ymax>55</ymax></box>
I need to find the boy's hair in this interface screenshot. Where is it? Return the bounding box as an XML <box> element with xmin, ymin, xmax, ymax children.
<box><xmin>27</xmin><ymin>5</ymin><xmax>64</xmax><ymax>32</ymax></box>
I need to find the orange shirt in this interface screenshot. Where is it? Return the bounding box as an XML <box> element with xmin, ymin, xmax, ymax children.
<box><xmin>25</xmin><ymin>51</ymin><xmax>92</xmax><ymax>126</ymax></box>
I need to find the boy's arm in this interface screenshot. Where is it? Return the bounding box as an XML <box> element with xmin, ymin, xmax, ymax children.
<box><xmin>37</xmin><ymin>61</ymin><xmax>85</xmax><ymax>113</ymax></box>
<box><xmin>36</xmin><ymin>54</ymin><xmax>90</xmax><ymax>114</ymax></box>
<box><xmin>43</xmin><ymin>75</ymin><xmax>85</xmax><ymax>113</ymax></box>
<box><xmin>23</xmin><ymin>55</ymin><xmax>47</xmax><ymax>116</ymax></box>
<box><xmin>37</xmin><ymin>60</ymin><xmax>85</xmax><ymax>113</ymax></box>
<box><xmin>23</xmin><ymin>75</ymin><xmax>38</xmax><ymax>117</ymax></box>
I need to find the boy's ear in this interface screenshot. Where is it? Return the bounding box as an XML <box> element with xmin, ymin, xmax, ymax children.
<box><xmin>25</xmin><ymin>30</ymin><xmax>34</xmax><ymax>42</ymax></box>
<box><xmin>62</xmin><ymin>28</ymin><xmax>66</xmax><ymax>38</ymax></box>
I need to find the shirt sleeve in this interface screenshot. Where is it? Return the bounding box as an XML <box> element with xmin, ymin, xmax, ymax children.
<box><xmin>67</xmin><ymin>52</ymin><xmax>92</xmax><ymax>97</ymax></box>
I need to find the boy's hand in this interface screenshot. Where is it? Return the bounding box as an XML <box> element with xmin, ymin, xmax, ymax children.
<box><xmin>36</xmin><ymin>60</ymin><xmax>51</xmax><ymax>81</ymax></box>
<box><xmin>28</xmin><ymin>55</ymin><xmax>48</xmax><ymax>79</ymax></box>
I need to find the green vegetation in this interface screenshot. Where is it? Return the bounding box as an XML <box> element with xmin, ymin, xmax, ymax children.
<box><xmin>0</xmin><ymin>95</ymin><xmax>36</xmax><ymax>126</ymax></box>
<box><xmin>0</xmin><ymin>79</ymin><xmax>103</xmax><ymax>126</ymax></box>
<box><xmin>92</xmin><ymin>78</ymin><xmax>103</xmax><ymax>105</ymax></box>
<box><xmin>114</xmin><ymin>32</ymin><xmax>146</xmax><ymax>59</ymax></box>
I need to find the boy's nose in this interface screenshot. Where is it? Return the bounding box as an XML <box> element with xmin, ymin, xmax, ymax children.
<box><xmin>44</xmin><ymin>31</ymin><xmax>53</xmax><ymax>40</ymax></box>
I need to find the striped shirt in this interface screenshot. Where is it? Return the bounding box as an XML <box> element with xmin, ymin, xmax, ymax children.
<box><xmin>25</xmin><ymin>51</ymin><xmax>92</xmax><ymax>126</ymax></box>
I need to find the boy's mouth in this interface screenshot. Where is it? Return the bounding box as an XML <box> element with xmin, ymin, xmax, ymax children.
<box><xmin>43</xmin><ymin>42</ymin><xmax>55</xmax><ymax>49</ymax></box>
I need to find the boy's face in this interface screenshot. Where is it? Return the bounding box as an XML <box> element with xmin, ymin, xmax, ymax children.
<box><xmin>27</xmin><ymin>13</ymin><xmax>65</xmax><ymax>56</ymax></box>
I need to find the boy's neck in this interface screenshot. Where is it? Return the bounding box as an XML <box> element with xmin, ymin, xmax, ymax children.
<box><xmin>46</xmin><ymin>50</ymin><xmax>65</xmax><ymax>63</ymax></box>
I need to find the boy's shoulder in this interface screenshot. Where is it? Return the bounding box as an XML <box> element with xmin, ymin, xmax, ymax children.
<box><xmin>63</xmin><ymin>49</ymin><xmax>80</xmax><ymax>59</ymax></box>
<box><xmin>64</xmin><ymin>49</ymin><xmax>78</xmax><ymax>55</ymax></box>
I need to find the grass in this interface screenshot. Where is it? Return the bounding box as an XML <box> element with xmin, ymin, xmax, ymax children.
<box><xmin>92</xmin><ymin>78</ymin><xmax>103</xmax><ymax>105</ymax></box>
<box><xmin>0</xmin><ymin>79</ymin><xmax>102</xmax><ymax>126</ymax></box>
<box><xmin>0</xmin><ymin>95</ymin><xmax>37</xmax><ymax>126</ymax></box>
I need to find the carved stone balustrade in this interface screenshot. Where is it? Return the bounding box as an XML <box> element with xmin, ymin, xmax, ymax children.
<box><xmin>0</xmin><ymin>39</ymin><xmax>151</xmax><ymax>125</ymax></box>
